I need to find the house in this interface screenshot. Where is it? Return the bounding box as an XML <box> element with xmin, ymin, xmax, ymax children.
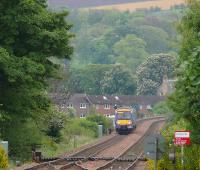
<box><xmin>50</xmin><ymin>93</ymin><xmax>165</xmax><ymax>118</ymax></box>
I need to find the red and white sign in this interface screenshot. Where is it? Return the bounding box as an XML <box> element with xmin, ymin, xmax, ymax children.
<box><xmin>174</xmin><ymin>131</ymin><xmax>190</xmax><ymax>145</ymax></box>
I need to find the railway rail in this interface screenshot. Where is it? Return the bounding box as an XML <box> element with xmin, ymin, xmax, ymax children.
<box><xmin>100</xmin><ymin>120</ymin><xmax>165</xmax><ymax>170</ymax></box>
<box><xmin>26</xmin><ymin>116</ymin><xmax>165</xmax><ymax>170</ymax></box>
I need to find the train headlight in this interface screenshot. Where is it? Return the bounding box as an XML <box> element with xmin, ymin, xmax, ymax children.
<box><xmin>127</xmin><ymin>120</ymin><xmax>132</xmax><ymax>125</ymax></box>
<box><xmin>116</xmin><ymin>120</ymin><xmax>121</xmax><ymax>125</ymax></box>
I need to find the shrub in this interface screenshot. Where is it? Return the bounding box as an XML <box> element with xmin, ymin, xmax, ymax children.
<box><xmin>0</xmin><ymin>146</ymin><xmax>8</xmax><ymax>168</ymax></box>
<box><xmin>44</xmin><ymin>108</ymin><xmax>68</xmax><ymax>140</ymax></box>
<box><xmin>152</xmin><ymin>101</ymin><xmax>171</xmax><ymax>115</ymax></box>
<box><xmin>86</xmin><ymin>114</ymin><xmax>110</xmax><ymax>134</ymax></box>
<box><xmin>5</xmin><ymin>120</ymin><xmax>43</xmax><ymax>161</ymax></box>
<box><xmin>63</xmin><ymin>118</ymin><xmax>98</xmax><ymax>137</ymax></box>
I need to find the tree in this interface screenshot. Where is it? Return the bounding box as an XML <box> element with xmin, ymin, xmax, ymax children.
<box><xmin>68</xmin><ymin>64</ymin><xmax>112</xmax><ymax>94</ymax></box>
<box><xmin>134</xmin><ymin>25</ymin><xmax>171</xmax><ymax>54</ymax></box>
<box><xmin>43</xmin><ymin>108</ymin><xmax>68</xmax><ymax>141</ymax></box>
<box><xmin>136</xmin><ymin>54</ymin><xmax>176</xmax><ymax>95</ymax></box>
<box><xmin>101</xmin><ymin>64</ymin><xmax>136</xmax><ymax>95</ymax></box>
<box><xmin>0</xmin><ymin>0</ymin><xmax>72</xmax><ymax>158</ymax></box>
<box><xmin>168</xmin><ymin>0</ymin><xmax>200</xmax><ymax>143</ymax></box>
<box><xmin>113</xmin><ymin>34</ymin><xmax>148</xmax><ymax>72</ymax></box>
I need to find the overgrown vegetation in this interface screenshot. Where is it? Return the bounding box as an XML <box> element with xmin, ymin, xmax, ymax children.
<box><xmin>0</xmin><ymin>146</ymin><xmax>8</xmax><ymax>168</ymax></box>
<box><xmin>148</xmin><ymin>0</ymin><xmax>200</xmax><ymax>169</ymax></box>
<box><xmin>0</xmin><ymin>0</ymin><xmax>191</xmax><ymax>165</ymax></box>
<box><xmin>152</xmin><ymin>101</ymin><xmax>171</xmax><ymax>115</ymax></box>
<box><xmin>136</xmin><ymin>54</ymin><xmax>176</xmax><ymax>95</ymax></box>
<box><xmin>168</xmin><ymin>0</ymin><xmax>200</xmax><ymax>144</ymax></box>
<box><xmin>148</xmin><ymin>119</ymin><xmax>200</xmax><ymax>170</ymax></box>
<box><xmin>52</xmin><ymin>9</ymin><xmax>181</xmax><ymax>95</ymax></box>
<box><xmin>41</xmin><ymin>113</ymin><xmax>112</xmax><ymax>157</ymax></box>
<box><xmin>0</xmin><ymin>0</ymin><xmax>72</xmax><ymax>161</ymax></box>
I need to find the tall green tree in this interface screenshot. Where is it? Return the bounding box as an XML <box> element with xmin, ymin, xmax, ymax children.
<box><xmin>113</xmin><ymin>34</ymin><xmax>148</xmax><ymax>72</ymax></box>
<box><xmin>136</xmin><ymin>53</ymin><xmax>176</xmax><ymax>95</ymax></box>
<box><xmin>168</xmin><ymin>0</ymin><xmax>200</xmax><ymax>143</ymax></box>
<box><xmin>68</xmin><ymin>64</ymin><xmax>112</xmax><ymax>94</ymax></box>
<box><xmin>101</xmin><ymin>64</ymin><xmax>136</xmax><ymax>95</ymax></box>
<box><xmin>0</xmin><ymin>0</ymin><xmax>72</xmax><ymax>157</ymax></box>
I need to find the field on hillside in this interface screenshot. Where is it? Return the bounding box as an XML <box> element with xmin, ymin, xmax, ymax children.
<box><xmin>87</xmin><ymin>0</ymin><xmax>185</xmax><ymax>11</ymax></box>
<box><xmin>48</xmin><ymin>0</ymin><xmax>158</xmax><ymax>9</ymax></box>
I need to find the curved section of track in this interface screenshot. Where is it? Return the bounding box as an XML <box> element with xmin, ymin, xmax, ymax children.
<box><xmin>26</xmin><ymin>117</ymin><xmax>165</xmax><ymax>170</ymax></box>
<box><xmin>98</xmin><ymin>120</ymin><xmax>165</xmax><ymax>170</ymax></box>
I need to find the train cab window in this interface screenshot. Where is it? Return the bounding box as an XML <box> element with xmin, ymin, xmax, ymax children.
<box><xmin>116</xmin><ymin>112</ymin><xmax>131</xmax><ymax>119</ymax></box>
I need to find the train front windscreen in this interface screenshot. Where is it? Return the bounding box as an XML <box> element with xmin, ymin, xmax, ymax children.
<box><xmin>116</xmin><ymin>112</ymin><xmax>132</xmax><ymax>120</ymax></box>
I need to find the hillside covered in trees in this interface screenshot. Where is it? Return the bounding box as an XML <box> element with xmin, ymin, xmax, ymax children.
<box><xmin>53</xmin><ymin>8</ymin><xmax>183</xmax><ymax>95</ymax></box>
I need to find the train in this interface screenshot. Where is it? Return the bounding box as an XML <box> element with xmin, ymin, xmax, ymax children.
<box><xmin>114</xmin><ymin>107</ymin><xmax>137</xmax><ymax>134</ymax></box>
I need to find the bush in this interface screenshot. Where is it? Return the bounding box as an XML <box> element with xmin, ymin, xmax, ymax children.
<box><xmin>147</xmin><ymin>119</ymin><xmax>200</xmax><ymax>170</ymax></box>
<box><xmin>5</xmin><ymin>120</ymin><xmax>43</xmax><ymax>161</ymax></box>
<box><xmin>152</xmin><ymin>101</ymin><xmax>171</xmax><ymax>115</ymax></box>
<box><xmin>63</xmin><ymin>118</ymin><xmax>98</xmax><ymax>137</ymax></box>
<box><xmin>43</xmin><ymin>108</ymin><xmax>68</xmax><ymax>140</ymax></box>
<box><xmin>86</xmin><ymin>114</ymin><xmax>110</xmax><ymax>134</ymax></box>
<box><xmin>0</xmin><ymin>146</ymin><xmax>8</xmax><ymax>168</ymax></box>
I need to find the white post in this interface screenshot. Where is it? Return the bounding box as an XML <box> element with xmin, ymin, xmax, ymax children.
<box><xmin>181</xmin><ymin>145</ymin><xmax>184</xmax><ymax>170</ymax></box>
<box><xmin>154</xmin><ymin>137</ymin><xmax>158</xmax><ymax>170</ymax></box>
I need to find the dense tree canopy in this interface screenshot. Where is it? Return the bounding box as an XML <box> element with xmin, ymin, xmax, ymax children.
<box><xmin>113</xmin><ymin>34</ymin><xmax>148</xmax><ymax>72</ymax></box>
<box><xmin>168</xmin><ymin>0</ymin><xmax>200</xmax><ymax>143</ymax></box>
<box><xmin>100</xmin><ymin>64</ymin><xmax>136</xmax><ymax>95</ymax></box>
<box><xmin>136</xmin><ymin>53</ymin><xmax>176</xmax><ymax>95</ymax></box>
<box><xmin>0</xmin><ymin>0</ymin><xmax>72</xmax><ymax>158</ymax></box>
<box><xmin>69</xmin><ymin>9</ymin><xmax>180</xmax><ymax>70</ymax></box>
<box><xmin>67</xmin><ymin>64</ymin><xmax>136</xmax><ymax>95</ymax></box>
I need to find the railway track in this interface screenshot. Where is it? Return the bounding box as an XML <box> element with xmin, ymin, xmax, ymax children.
<box><xmin>26</xmin><ymin>117</ymin><xmax>165</xmax><ymax>170</ymax></box>
<box><xmin>26</xmin><ymin>135</ymin><xmax>127</xmax><ymax>170</ymax></box>
<box><xmin>99</xmin><ymin>120</ymin><xmax>165</xmax><ymax>170</ymax></box>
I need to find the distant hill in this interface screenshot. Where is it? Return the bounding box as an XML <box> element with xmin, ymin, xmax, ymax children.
<box><xmin>90</xmin><ymin>0</ymin><xmax>185</xmax><ymax>11</ymax></box>
<box><xmin>48</xmin><ymin>0</ymin><xmax>185</xmax><ymax>11</ymax></box>
<box><xmin>48</xmin><ymin>0</ymin><xmax>158</xmax><ymax>9</ymax></box>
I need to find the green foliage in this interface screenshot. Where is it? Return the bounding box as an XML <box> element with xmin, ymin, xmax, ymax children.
<box><xmin>134</xmin><ymin>25</ymin><xmax>172</xmax><ymax>54</ymax></box>
<box><xmin>68</xmin><ymin>64</ymin><xmax>111</xmax><ymax>94</ymax></box>
<box><xmin>0</xmin><ymin>0</ymin><xmax>72</xmax><ymax>160</ymax></box>
<box><xmin>60</xmin><ymin>9</ymin><xmax>181</xmax><ymax>95</ymax></box>
<box><xmin>43</xmin><ymin>108</ymin><xmax>68</xmax><ymax>140</ymax></box>
<box><xmin>0</xmin><ymin>146</ymin><xmax>8</xmax><ymax>168</ymax></box>
<box><xmin>69</xmin><ymin>9</ymin><xmax>179</xmax><ymax>65</ymax></box>
<box><xmin>113</xmin><ymin>34</ymin><xmax>148</xmax><ymax>72</ymax></box>
<box><xmin>68</xmin><ymin>64</ymin><xmax>136</xmax><ymax>95</ymax></box>
<box><xmin>152</xmin><ymin>101</ymin><xmax>171</xmax><ymax>115</ymax></box>
<box><xmin>63</xmin><ymin>118</ymin><xmax>98</xmax><ymax>137</ymax></box>
<box><xmin>168</xmin><ymin>0</ymin><xmax>200</xmax><ymax>144</ymax></box>
<box><xmin>136</xmin><ymin>53</ymin><xmax>176</xmax><ymax>95</ymax></box>
<box><xmin>5</xmin><ymin>119</ymin><xmax>43</xmax><ymax>160</ymax></box>
<box><xmin>101</xmin><ymin>64</ymin><xmax>136</xmax><ymax>95</ymax></box>
<box><xmin>86</xmin><ymin>114</ymin><xmax>110</xmax><ymax>134</ymax></box>
<box><xmin>148</xmin><ymin>119</ymin><xmax>200</xmax><ymax>170</ymax></box>
<box><xmin>66</xmin><ymin>108</ymin><xmax>76</xmax><ymax>118</ymax></box>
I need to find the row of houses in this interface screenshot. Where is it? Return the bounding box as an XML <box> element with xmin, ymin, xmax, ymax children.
<box><xmin>50</xmin><ymin>93</ymin><xmax>165</xmax><ymax>118</ymax></box>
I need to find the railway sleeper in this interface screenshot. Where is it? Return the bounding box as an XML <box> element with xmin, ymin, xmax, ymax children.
<box><xmin>41</xmin><ymin>157</ymin><xmax>59</xmax><ymax>162</ymax></box>
<box><xmin>64</xmin><ymin>157</ymin><xmax>86</xmax><ymax>161</ymax></box>
<box><xmin>88</xmin><ymin>156</ymin><xmax>114</xmax><ymax>161</ymax></box>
